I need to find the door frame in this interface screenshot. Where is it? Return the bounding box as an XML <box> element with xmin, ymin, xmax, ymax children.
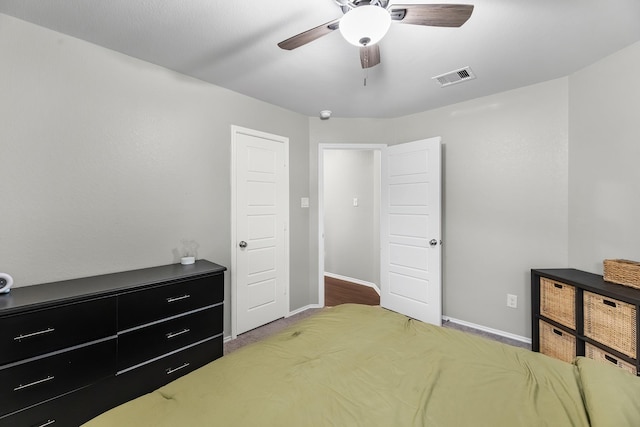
<box><xmin>317</xmin><ymin>143</ymin><xmax>387</xmax><ymax>307</ymax></box>
<box><xmin>231</xmin><ymin>125</ymin><xmax>290</xmax><ymax>339</ymax></box>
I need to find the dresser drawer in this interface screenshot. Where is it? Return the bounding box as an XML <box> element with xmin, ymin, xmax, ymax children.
<box><xmin>118</xmin><ymin>304</ymin><xmax>223</xmax><ymax>371</ymax></box>
<box><xmin>113</xmin><ymin>336</ymin><xmax>223</xmax><ymax>407</ymax></box>
<box><xmin>118</xmin><ymin>274</ymin><xmax>223</xmax><ymax>330</ymax></box>
<box><xmin>0</xmin><ymin>297</ymin><xmax>117</xmax><ymax>365</ymax></box>
<box><xmin>0</xmin><ymin>339</ymin><xmax>116</xmax><ymax>417</ymax></box>
<box><xmin>0</xmin><ymin>391</ymin><xmax>81</xmax><ymax>427</ymax></box>
<box><xmin>0</xmin><ymin>382</ymin><xmax>108</xmax><ymax>427</ymax></box>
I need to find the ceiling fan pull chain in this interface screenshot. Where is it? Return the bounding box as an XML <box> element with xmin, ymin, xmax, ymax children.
<box><xmin>363</xmin><ymin>47</ymin><xmax>368</xmax><ymax>86</ymax></box>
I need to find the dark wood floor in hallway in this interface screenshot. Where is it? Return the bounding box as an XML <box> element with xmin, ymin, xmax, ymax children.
<box><xmin>324</xmin><ymin>276</ymin><xmax>380</xmax><ymax>306</ymax></box>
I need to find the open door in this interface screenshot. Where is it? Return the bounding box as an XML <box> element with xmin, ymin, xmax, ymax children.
<box><xmin>380</xmin><ymin>137</ymin><xmax>442</xmax><ymax>325</ymax></box>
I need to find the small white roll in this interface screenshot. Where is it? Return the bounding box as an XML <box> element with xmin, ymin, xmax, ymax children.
<box><xmin>0</xmin><ymin>272</ymin><xmax>13</xmax><ymax>294</ymax></box>
<box><xmin>181</xmin><ymin>257</ymin><xmax>195</xmax><ymax>265</ymax></box>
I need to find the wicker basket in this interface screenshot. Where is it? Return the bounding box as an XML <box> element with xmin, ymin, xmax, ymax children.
<box><xmin>583</xmin><ymin>291</ymin><xmax>637</xmax><ymax>359</ymax></box>
<box><xmin>539</xmin><ymin>320</ymin><xmax>576</xmax><ymax>363</ymax></box>
<box><xmin>584</xmin><ymin>343</ymin><xmax>637</xmax><ymax>375</ymax></box>
<box><xmin>604</xmin><ymin>259</ymin><xmax>640</xmax><ymax>290</ymax></box>
<box><xmin>540</xmin><ymin>278</ymin><xmax>576</xmax><ymax>329</ymax></box>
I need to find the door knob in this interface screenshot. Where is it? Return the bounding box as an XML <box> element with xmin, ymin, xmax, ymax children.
<box><xmin>429</xmin><ymin>239</ymin><xmax>438</xmax><ymax>246</ymax></box>
<box><xmin>239</xmin><ymin>241</ymin><xmax>247</xmax><ymax>248</ymax></box>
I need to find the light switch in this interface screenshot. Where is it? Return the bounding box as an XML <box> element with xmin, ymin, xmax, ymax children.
<box><xmin>301</xmin><ymin>197</ymin><xmax>309</xmax><ymax>208</ymax></box>
<box><xmin>353</xmin><ymin>197</ymin><xmax>358</xmax><ymax>207</ymax></box>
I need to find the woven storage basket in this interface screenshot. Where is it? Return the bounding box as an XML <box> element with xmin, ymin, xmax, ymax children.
<box><xmin>604</xmin><ymin>259</ymin><xmax>640</xmax><ymax>290</ymax></box>
<box><xmin>539</xmin><ymin>320</ymin><xmax>576</xmax><ymax>363</ymax></box>
<box><xmin>583</xmin><ymin>291</ymin><xmax>637</xmax><ymax>359</ymax></box>
<box><xmin>585</xmin><ymin>343</ymin><xmax>637</xmax><ymax>375</ymax></box>
<box><xmin>540</xmin><ymin>278</ymin><xmax>576</xmax><ymax>329</ymax></box>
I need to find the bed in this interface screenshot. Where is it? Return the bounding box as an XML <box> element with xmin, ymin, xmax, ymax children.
<box><xmin>84</xmin><ymin>304</ymin><xmax>640</xmax><ymax>426</ymax></box>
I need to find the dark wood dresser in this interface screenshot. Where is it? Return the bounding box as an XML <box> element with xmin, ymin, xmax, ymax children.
<box><xmin>531</xmin><ymin>268</ymin><xmax>640</xmax><ymax>375</ymax></box>
<box><xmin>0</xmin><ymin>260</ymin><xmax>226</xmax><ymax>426</ymax></box>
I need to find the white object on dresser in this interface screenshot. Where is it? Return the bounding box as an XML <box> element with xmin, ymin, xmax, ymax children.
<box><xmin>0</xmin><ymin>272</ymin><xmax>13</xmax><ymax>294</ymax></box>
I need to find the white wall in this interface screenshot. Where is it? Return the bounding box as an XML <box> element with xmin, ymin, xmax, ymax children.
<box><xmin>0</xmin><ymin>14</ymin><xmax>311</xmax><ymax>337</ymax></box>
<box><xmin>395</xmin><ymin>79</ymin><xmax>569</xmax><ymax>338</ymax></box>
<box><xmin>311</xmin><ymin>78</ymin><xmax>569</xmax><ymax>338</ymax></box>
<box><xmin>568</xmin><ymin>40</ymin><xmax>640</xmax><ymax>273</ymax></box>
<box><xmin>4</xmin><ymin>12</ymin><xmax>638</xmax><ymax>341</ymax></box>
<box><xmin>323</xmin><ymin>150</ymin><xmax>379</xmax><ymax>285</ymax></box>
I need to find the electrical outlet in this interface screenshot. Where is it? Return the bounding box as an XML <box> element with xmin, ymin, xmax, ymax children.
<box><xmin>507</xmin><ymin>294</ymin><xmax>518</xmax><ymax>309</ymax></box>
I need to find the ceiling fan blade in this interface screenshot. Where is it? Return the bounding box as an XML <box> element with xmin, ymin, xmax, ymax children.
<box><xmin>278</xmin><ymin>18</ymin><xmax>341</xmax><ymax>50</ymax></box>
<box><xmin>360</xmin><ymin>44</ymin><xmax>381</xmax><ymax>69</ymax></box>
<box><xmin>389</xmin><ymin>4</ymin><xmax>474</xmax><ymax>27</ymax></box>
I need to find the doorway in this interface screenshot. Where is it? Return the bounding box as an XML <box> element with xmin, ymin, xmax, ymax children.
<box><xmin>318</xmin><ymin>144</ymin><xmax>385</xmax><ymax>307</ymax></box>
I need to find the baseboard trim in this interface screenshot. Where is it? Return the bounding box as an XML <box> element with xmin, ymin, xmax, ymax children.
<box><xmin>324</xmin><ymin>272</ymin><xmax>381</xmax><ymax>295</ymax></box>
<box><xmin>442</xmin><ymin>316</ymin><xmax>532</xmax><ymax>344</ymax></box>
<box><xmin>287</xmin><ymin>304</ymin><xmax>323</xmax><ymax>317</ymax></box>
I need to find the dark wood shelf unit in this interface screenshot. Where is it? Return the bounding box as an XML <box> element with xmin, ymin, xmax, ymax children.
<box><xmin>532</xmin><ymin>268</ymin><xmax>640</xmax><ymax>375</ymax></box>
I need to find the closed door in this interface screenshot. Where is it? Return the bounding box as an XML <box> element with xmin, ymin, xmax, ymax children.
<box><xmin>231</xmin><ymin>126</ymin><xmax>289</xmax><ymax>336</ymax></box>
<box><xmin>380</xmin><ymin>137</ymin><xmax>442</xmax><ymax>325</ymax></box>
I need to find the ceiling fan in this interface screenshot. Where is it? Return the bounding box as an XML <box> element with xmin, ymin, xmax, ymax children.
<box><xmin>278</xmin><ymin>1</ymin><xmax>473</xmax><ymax>69</ymax></box>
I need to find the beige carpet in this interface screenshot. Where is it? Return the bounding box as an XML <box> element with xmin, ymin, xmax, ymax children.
<box><xmin>224</xmin><ymin>308</ymin><xmax>322</xmax><ymax>355</ymax></box>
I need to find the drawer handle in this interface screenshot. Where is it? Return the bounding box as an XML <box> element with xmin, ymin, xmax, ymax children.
<box><xmin>603</xmin><ymin>299</ymin><xmax>617</xmax><ymax>308</ymax></box>
<box><xmin>35</xmin><ymin>420</ymin><xmax>56</xmax><ymax>427</ymax></box>
<box><xmin>166</xmin><ymin>328</ymin><xmax>191</xmax><ymax>339</ymax></box>
<box><xmin>554</xmin><ymin>283</ymin><xmax>563</xmax><ymax>289</ymax></box>
<box><xmin>552</xmin><ymin>328</ymin><xmax>563</xmax><ymax>336</ymax></box>
<box><xmin>14</xmin><ymin>327</ymin><xmax>55</xmax><ymax>341</ymax></box>
<box><xmin>166</xmin><ymin>362</ymin><xmax>190</xmax><ymax>375</ymax></box>
<box><xmin>14</xmin><ymin>375</ymin><xmax>55</xmax><ymax>391</ymax></box>
<box><xmin>604</xmin><ymin>354</ymin><xmax>618</xmax><ymax>365</ymax></box>
<box><xmin>166</xmin><ymin>294</ymin><xmax>190</xmax><ymax>303</ymax></box>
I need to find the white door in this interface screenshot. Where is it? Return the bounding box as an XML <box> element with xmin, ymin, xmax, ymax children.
<box><xmin>380</xmin><ymin>137</ymin><xmax>442</xmax><ymax>325</ymax></box>
<box><xmin>232</xmin><ymin>126</ymin><xmax>289</xmax><ymax>337</ymax></box>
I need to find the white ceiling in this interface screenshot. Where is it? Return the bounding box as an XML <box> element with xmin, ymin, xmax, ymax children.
<box><xmin>1</xmin><ymin>0</ymin><xmax>639</xmax><ymax>118</ymax></box>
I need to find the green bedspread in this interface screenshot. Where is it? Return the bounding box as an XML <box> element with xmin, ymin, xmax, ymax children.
<box><xmin>84</xmin><ymin>304</ymin><xmax>640</xmax><ymax>426</ymax></box>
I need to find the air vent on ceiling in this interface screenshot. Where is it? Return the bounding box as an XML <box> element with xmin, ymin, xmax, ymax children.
<box><xmin>432</xmin><ymin>66</ymin><xmax>476</xmax><ymax>88</ymax></box>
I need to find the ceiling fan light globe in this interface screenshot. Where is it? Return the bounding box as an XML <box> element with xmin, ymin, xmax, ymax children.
<box><xmin>339</xmin><ymin>5</ymin><xmax>391</xmax><ymax>47</ymax></box>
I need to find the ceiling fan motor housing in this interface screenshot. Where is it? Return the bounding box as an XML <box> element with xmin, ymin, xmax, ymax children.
<box><xmin>339</xmin><ymin>4</ymin><xmax>392</xmax><ymax>46</ymax></box>
<box><xmin>339</xmin><ymin>0</ymin><xmax>390</xmax><ymax>14</ymax></box>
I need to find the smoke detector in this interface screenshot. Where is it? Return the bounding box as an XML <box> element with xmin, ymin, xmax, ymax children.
<box><xmin>432</xmin><ymin>66</ymin><xmax>476</xmax><ymax>87</ymax></box>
